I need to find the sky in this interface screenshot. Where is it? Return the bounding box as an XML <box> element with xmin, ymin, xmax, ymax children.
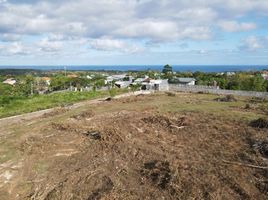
<box><xmin>0</xmin><ymin>0</ymin><xmax>268</xmax><ymax>66</ymax></box>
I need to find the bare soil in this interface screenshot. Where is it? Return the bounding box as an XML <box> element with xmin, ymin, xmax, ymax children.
<box><xmin>0</xmin><ymin>92</ymin><xmax>268</xmax><ymax>200</ymax></box>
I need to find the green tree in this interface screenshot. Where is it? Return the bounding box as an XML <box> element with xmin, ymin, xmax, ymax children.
<box><xmin>162</xmin><ymin>64</ymin><xmax>173</xmax><ymax>74</ymax></box>
<box><xmin>130</xmin><ymin>84</ymin><xmax>141</xmax><ymax>93</ymax></box>
<box><xmin>0</xmin><ymin>83</ymin><xmax>13</xmax><ymax>96</ymax></box>
<box><xmin>50</xmin><ymin>75</ymin><xmax>70</xmax><ymax>91</ymax></box>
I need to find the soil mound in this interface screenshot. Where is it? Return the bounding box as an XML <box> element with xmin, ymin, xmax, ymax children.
<box><xmin>142</xmin><ymin>115</ymin><xmax>189</xmax><ymax>131</ymax></box>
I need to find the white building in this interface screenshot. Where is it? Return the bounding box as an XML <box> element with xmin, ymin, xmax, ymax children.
<box><xmin>105</xmin><ymin>74</ymin><xmax>127</xmax><ymax>84</ymax></box>
<box><xmin>114</xmin><ymin>76</ymin><xmax>133</xmax><ymax>88</ymax></box>
<box><xmin>226</xmin><ymin>72</ymin><xmax>236</xmax><ymax>76</ymax></box>
<box><xmin>3</xmin><ymin>78</ymin><xmax>16</xmax><ymax>86</ymax></box>
<box><xmin>261</xmin><ymin>71</ymin><xmax>268</xmax><ymax>80</ymax></box>
<box><xmin>141</xmin><ymin>79</ymin><xmax>169</xmax><ymax>91</ymax></box>
<box><xmin>174</xmin><ymin>78</ymin><xmax>196</xmax><ymax>86</ymax></box>
<box><xmin>133</xmin><ymin>76</ymin><xmax>149</xmax><ymax>84</ymax></box>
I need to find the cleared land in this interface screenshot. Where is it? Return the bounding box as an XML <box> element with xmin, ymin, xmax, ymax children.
<box><xmin>0</xmin><ymin>92</ymin><xmax>267</xmax><ymax>199</ymax></box>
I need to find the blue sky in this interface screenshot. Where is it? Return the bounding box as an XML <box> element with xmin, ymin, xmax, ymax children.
<box><xmin>0</xmin><ymin>0</ymin><xmax>268</xmax><ymax>66</ymax></box>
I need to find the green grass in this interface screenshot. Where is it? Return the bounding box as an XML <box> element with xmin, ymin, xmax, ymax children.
<box><xmin>0</xmin><ymin>89</ymin><xmax>128</xmax><ymax>118</ymax></box>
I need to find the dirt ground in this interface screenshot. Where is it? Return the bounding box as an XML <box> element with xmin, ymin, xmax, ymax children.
<box><xmin>0</xmin><ymin>92</ymin><xmax>268</xmax><ymax>200</ymax></box>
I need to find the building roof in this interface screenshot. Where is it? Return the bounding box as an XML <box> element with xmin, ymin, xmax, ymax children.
<box><xmin>112</xmin><ymin>74</ymin><xmax>127</xmax><ymax>79</ymax></box>
<box><xmin>142</xmin><ymin>79</ymin><xmax>168</xmax><ymax>85</ymax></box>
<box><xmin>67</xmin><ymin>74</ymin><xmax>78</xmax><ymax>78</ymax></box>
<box><xmin>177</xmin><ymin>78</ymin><xmax>196</xmax><ymax>83</ymax></box>
<box><xmin>3</xmin><ymin>78</ymin><xmax>16</xmax><ymax>85</ymax></box>
<box><xmin>41</xmin><ymin>77</ymin><xmax>51</xmax><ymax>81</ymax></box>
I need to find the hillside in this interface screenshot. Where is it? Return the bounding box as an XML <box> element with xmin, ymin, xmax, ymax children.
<box><xmin>0</xmin><ymin>92</ymin><xmax>268</xmax><ymax>200</ymax></box>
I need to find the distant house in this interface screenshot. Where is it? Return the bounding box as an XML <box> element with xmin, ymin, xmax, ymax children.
<box><xmin>226</xmin><ymin>72</ymin><xmax>236</xmax><ymax>76</ymax></box>
<box><xmin>41</xmin><ymin>77</ymin><xmax>51</xmax><ymax>85</ymax></box>
<box><xmin>114</xmin><ymin>76</ymin><xmax>133</xmax><ymax>88</ymax></box>
<box><xmin>105</xmin><ymin>74</ymin><xmax>127</xmax><ymax>84</ymax></box>
<box><xmin>3</xmin><ymin>78</ymin><xmax>16</xmax><ymax>86</ymax></box>
<box><xmin>133</xmin><ymin>75</ymin><xmax>149</xmax><ymax>85</ymax></box>
<box><xmin>67</xmin><ymin>74</ymin><xmax>78</xmax><ymax>78</ymax></box>
<box><xmin>86</xmin><ymin>75</ymin><xmax>93</xmax><ymax>80</ymax></box>
<box><xmin>171</xmin><ymin>78</ymin><xmax>196</xmax><ymax>86</ymax></box>
<box><xmin>141</xmin><ymin>79</ymin><xmax>169</xmax><ymax>91</ymax></box>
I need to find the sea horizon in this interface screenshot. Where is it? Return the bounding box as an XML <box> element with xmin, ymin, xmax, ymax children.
<box><xmin>0</xmin><ymin>65</ymin><xmax>267</xmax><ymax>73</ymax></box>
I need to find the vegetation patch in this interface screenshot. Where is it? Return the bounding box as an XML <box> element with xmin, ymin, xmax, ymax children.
<box><xmin>214</xmin><ymin>94</ymin><xmax>237</xmax><ymax>102</ymax></box>
<box><xmin>250</xmin><ymin>118</ymin><xmax>268</xmax><ymax>129</ymax></box>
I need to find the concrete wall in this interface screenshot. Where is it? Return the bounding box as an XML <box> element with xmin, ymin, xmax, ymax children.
<box><xmin>169</xmin><ymin>84</ymin><xmax>268</xmax><ymax>98</ymax></box>
<box><xmin>159</xmin><ymin>80</ymin><xmax>169</xmax><ymax>91</ymax></box>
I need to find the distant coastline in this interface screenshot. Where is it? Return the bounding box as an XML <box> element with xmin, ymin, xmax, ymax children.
<box><xmin>0</xmin><ymin>65</ymin><xmax>267</xmax><ymax>72</ymax></box>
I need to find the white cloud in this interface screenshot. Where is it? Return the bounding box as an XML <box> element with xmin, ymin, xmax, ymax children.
<box><xmin>90</xmin><ymin>38</ymin><xmax>143</xmax><ymax>53</ymax></box>
<box><xmin>0</xmin><ymin>42</ymin><xmax>29</xmax><ymax>55</ymax></box>
<box><xmin>239</xmin><ymin>36</ymin><xmax>263</xmax><ymax>51</ymax></box>
<box><xmin>0</xmin><ymin>0</ymin><xmax>267</xmax><ymax>57</ymax></box>
<box><xmin>114</xmin><ymin>20</ymin><xmax>179</xmax><ymax>42</ymax></box>
<box><xmin>218</xmin><ymin>20</ymin><xmax>256</xmax><ymax>32</ymax></box>
<box><xmin>38</xmin><ymin>38</ymin><xmax>62</xmax><ymax>52</ymax></box>
<box><xmin>0</xmin><ymin>33</ymin><xmax>21</xmax><ymax>42</ymax></box>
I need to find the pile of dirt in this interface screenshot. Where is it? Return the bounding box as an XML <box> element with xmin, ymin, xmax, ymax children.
<box><xmin>71</xmin><ymin>110</ymin><xmax>95</xmax><ymax>120</ymax></box>
<box><xmin>250</xmin><ymin>118</ymin><xmax>268</xmax><ymax>129</ymax></box>
<box><xmin>215</xmin><ymin>94</ymin><xmax>237</xmax><ymax>102</ymax></box>
<box><xmin>142</xmin><ymin>115</ymin><xmax>189</xmax><ymax>131</ymax></box>
<box><xmin>33</xmin><ymin>173</ymin><xmax>114</xmax><ymax>200</ymax></box>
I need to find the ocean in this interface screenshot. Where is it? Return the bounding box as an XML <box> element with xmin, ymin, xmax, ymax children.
<box><xmin>0</xmin><ymin>65</ymin><xmax>267</xmax><ymax>72</ymax></box>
